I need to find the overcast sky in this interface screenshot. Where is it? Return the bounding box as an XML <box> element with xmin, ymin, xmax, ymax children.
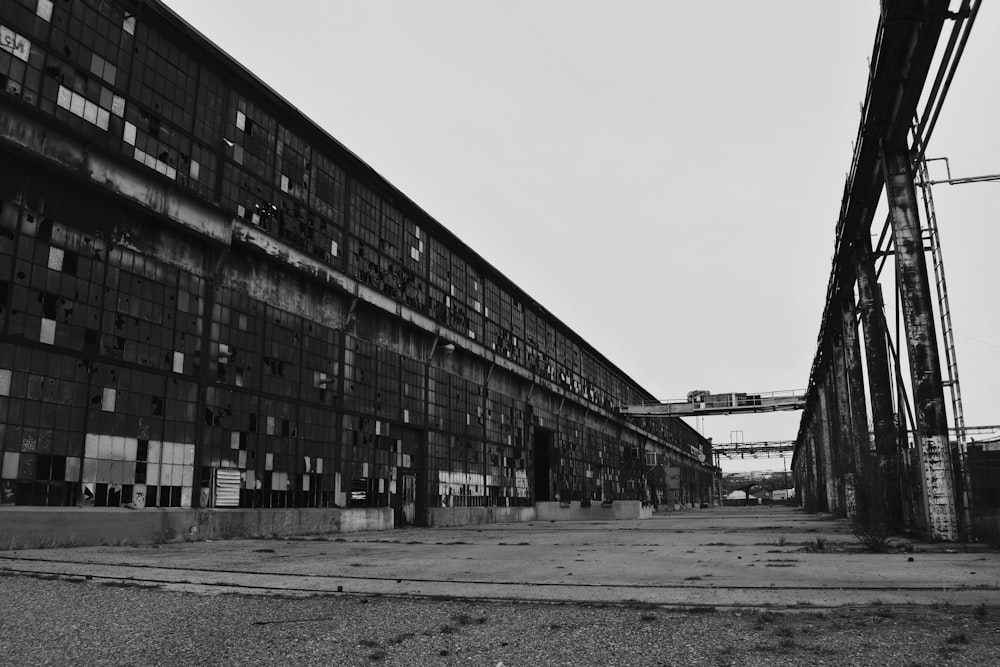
<box><xmin>161</xmin><ymin>1</ymin><xmax>998</xmax><ymax>474</ymax></box>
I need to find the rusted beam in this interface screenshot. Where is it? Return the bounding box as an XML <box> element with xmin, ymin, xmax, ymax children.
<box><xmin>840</xmin><ymin>283</ymin><xmax>870</xmax><ymax>466</ymax></box>
<box><xmin>855</xmin><ymin>238</ymin><xmax>903</xmax><ymax>524</ymax></box>
<box><xmin>829</xmin><ymin>321</ymin><xmax>858</xmax><ymax>518</ymax></box>
<box><xmin>817</xmin><ymin>377</ymin><xmax>840</xmax><ymax>515</ymax></box>
<box><xmin>882</xmin><ymin>145</ymin><xmax>958</xmax><ymax>541</ymax></box>
<box><xmin>795</xmin><ymin>1</ymin><xmax>950</xmax><ymax>488</ymax></box>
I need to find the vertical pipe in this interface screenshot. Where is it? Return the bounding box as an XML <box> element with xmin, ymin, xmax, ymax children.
<box><xmin>882</xmin><ymin>146</ymin><xmax>958</xmax><ymax>541</ymax></box>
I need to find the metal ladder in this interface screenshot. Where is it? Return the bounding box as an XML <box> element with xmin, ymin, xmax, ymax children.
<box><xmin>915</xmin><ymin>157</ymin><xmax>972</xmax><ymax>537</ymax></box>
<box><xmin>915</xmin><ymin>159</ymin><xmax>967</xmax><ymax>452</ymax></box>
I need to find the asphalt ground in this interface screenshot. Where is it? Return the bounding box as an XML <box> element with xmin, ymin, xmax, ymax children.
<box><xmin>1</xmin><ymin>505</ymin><xmax>997</xmax><ymax>609</ymax></box>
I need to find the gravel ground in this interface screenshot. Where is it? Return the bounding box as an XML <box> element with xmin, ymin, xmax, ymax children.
<box><xmin>2</xmin><ymin>573</ymin><xmax>998</xmax><ymax>666</ymax></box>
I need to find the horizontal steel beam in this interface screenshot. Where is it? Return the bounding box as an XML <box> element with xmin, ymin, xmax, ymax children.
<box><xmin>621</xmin><ymin>392</ymin><xmax>806</xmax><ymax>417</ymax></box>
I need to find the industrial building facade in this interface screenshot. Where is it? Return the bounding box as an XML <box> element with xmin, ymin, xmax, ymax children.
<box><xmin>0</xmin><ymin>0</ymin><xmax>715</xmax><ymax>528</ymax></box>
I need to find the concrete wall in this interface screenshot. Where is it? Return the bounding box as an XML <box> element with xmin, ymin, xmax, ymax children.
<box><xmin>535</xmin><ymin>500</ymin><xmax>652</xmax><ymax>521</ymax></box>
<box><xmin>424</xmin><ymin>506</ymin><xmax>537</xmax><ymax>528</ymax></box>
<box><xmin>0</xmin><ymin>507</ymin><xmax>393</xmax><ymax>549</ymax></box>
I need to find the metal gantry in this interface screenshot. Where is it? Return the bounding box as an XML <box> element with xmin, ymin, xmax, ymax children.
<box><xmin>620</xmin><ymin>390</ymin><xmax>806</xmax><ymax>417</ymax></box>
<box><xmin>792</xmin><ymin>0</ymin><xmax>986</xmax><ymax>541</ymax></box>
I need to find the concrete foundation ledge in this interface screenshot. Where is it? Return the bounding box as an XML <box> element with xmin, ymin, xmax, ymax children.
<box><xmin>0</xmin><ymin>507</ymin><xmax>394</xmax><ymax>548</ymax></box>
<box><xmin>424</xmin><ymin>506</ymin><xmax>537</xmax><ymax>527</ymax></box>
<box><xmin>535</xmin><ymin>500</ymin><xmax>652</xmax><ymax>521</ymax></box>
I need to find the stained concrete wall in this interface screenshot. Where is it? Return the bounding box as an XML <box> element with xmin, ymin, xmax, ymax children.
<box><xmin>0</xmin><ymin>507</ymin><xmax>393</xmax><ymax>549</ymax></box>
<box><xmin>424</xmin><ymin>506</ymin><xmax>537</xmax><ymax>528</ymax></box>
<box><xmin>535</xmin><ymin>500</ymin><xmax>652</xmax><ymax>521</ymax></box>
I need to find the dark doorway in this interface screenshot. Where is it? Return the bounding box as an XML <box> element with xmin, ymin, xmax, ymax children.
<box><xmin>533</xmin><ymin>429</ymin><xmax>553</xmax><ymax>501</ymax></box>
<box><xmin>400</xmin><ymin>474</ymin><xmax>416</xmax><ymax>526</ymax></box>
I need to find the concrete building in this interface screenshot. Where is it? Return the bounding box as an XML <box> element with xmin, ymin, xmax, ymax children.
<box><xmin>0</xmin><ymin>0</ymin><xmax>716</xmax><ymax>534</ymax></box>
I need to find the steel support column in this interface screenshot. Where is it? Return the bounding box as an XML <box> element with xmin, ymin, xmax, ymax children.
<box><xmin>817</xmin><ymin>377</ymin><xmax>840</xmax><ymax>515</ymax></box>
<box><xmin>855</xmin><ymin>239</ymin><xmax>902</xmax><ymax>524</ymax></box>
<box><xmin>883</xmin><ymin>146</ymin><xmax>958</xmax><ymax>541</ymax></box>
<box><xmin>805</xmin><ymin>431</ymin><xmax>819</xmax><ymax>510</ymax></box>
<box><xmin>829</xmin><ymin>311</ymin><xmax>860</xmax><ymax>518</ymax></box>
<box><xmin>840</xmin><ymin>285</ymin><xmax>870</xmax><ymax>466</ymax></box>
<box><xmin>807</xmin><ymin>414</ymin><xmax>824</xmax><ymax>511</ymax></box>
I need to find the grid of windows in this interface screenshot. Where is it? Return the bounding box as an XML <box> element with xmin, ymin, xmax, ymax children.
<box><xmin>0</xmin><ymin>0</ymin><xmax>712</xmax><ymax>510</ymax></box>
<box><xmin>130</xmin><ymin>22</ymin><xmax>196</xmax><ymax>132</ymax></box>
<box><xmin>0</xmin><ymin>200</ymin><xmax>204</xmax><ymax>508</ymax></box>
<box><xmin>199</xmin><ymin>284</ymin><xmax>342</xmax><ymax>509</ymax></box>
<box><xmin>3</xmin><ymin>0</ymin><xmax>633</xmax><ymax>414</ymax></box>
<box><xmin>483</xmin><ymin>389</ymin><xmax>530</xmax><ymax>507</ymax></box>
<box><xmin>426</xmin><ymin>366</ymin><xmax>449</xmax><ymax>432</ymax></box>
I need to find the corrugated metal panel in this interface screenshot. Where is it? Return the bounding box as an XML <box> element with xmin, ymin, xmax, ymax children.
<box><xmin>215</xmin><ymin>468</ymin><xmax>241</xmax><ymax>508</ymax></box>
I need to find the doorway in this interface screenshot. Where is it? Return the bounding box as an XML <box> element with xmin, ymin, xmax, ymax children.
<box><xmin>533</xmin><ymin>429</ymin><xmax>553</xmax><ymax>501</ymax></box>
<box><xmin>400</xmin><ymin>474</ymin><xmax>416</xmax><ymax>526</ymax></box>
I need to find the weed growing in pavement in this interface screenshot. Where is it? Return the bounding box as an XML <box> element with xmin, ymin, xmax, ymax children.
<box><xmin>806</xmin><ymin>536</ymin><xmax>827</xmax><ymax>552</ymax></box>
<box><xmin>851</xmin><ymin>515</ymin><xmax>892</xmax><ymax>552</ymax></box>
<box><xmin>974</xmin><ymin>603</ymin><xmax>989</xmax><ymax>620</ymax></box>
<box><xmin>938</xmin><ymin>586</ymin><xmax>959</xmax><ymax>607</ymax></box>
<box><xmin>776</xmin><ymin>535</ymin><xmax>788</xmax><ymax>547</ymax></box>
<box><xmin>41</xmin><ymin>536</ymin><xmax>81</xmax><ymax>549</ymax></box>
<box><xmin>2</xmin><ymin>535</ymin><xmax>84</xmax><ymax>550</ymax></box>
<box><xmin>0</xmin><ymin>536</ymin><xmax>24</xmax><ymax>551</ymax></box>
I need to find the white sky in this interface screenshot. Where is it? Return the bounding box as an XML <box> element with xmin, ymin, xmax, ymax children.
<box><xmin>162</xmin><ymin>1</ymin><xmax>999</xmax><ymax>474</ymax></box>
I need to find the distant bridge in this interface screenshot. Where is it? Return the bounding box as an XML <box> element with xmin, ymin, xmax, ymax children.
<box><xmin>716</xmin><ymin>426</ymin><xmax>1000</xmax><ymax>460</ymax></box>
<box><xmin>620</xmin><ymin>390</ymin><xmax>805</xmax><ymax>417</ymax></box>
